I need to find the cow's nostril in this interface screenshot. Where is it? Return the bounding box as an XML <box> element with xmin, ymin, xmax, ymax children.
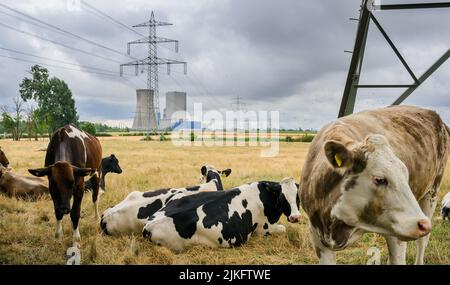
<box><xmin>417</xmin><ymin>219</ymin><xmax>431</xmax><ymax>235</ymax></box>
<box><xmin>289</xmin><ymin>215</ymin><xmax>300</xmax><ymax>223</ymax></box>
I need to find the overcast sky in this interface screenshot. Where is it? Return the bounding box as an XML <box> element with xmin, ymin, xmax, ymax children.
<box><xmin>0</xmin><ymin>0</ymin><xmax>449</xmax><ymax>129</ymax></box>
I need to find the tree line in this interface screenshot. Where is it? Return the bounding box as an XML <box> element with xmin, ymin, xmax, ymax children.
<box><xmin>0</xmin><ymin>65</ymin><xmax>119</xmax><ymax>141</ymax></box>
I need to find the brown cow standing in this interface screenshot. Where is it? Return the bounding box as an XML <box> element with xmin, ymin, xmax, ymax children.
<box><xmin>0</xmin><ymin>147</ymin><xmax>9</xmax><ymax>167</ymax></box>
<box><xmin>300</xmin><ymin>105</ymin><xmax>449</xmax><ymax>265</ymax></box>
<box><xmin>29</xmin><ymin>125</ymin><xmax>102</xmax><ymax>245</ymax></box>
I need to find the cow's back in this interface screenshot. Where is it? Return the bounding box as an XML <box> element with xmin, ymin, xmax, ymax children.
<box><xmin>301</xmin><ymin>105</ymin><xmax>449</xmax><ymax>226</ymax></box>
<box><xmin>45</xmin><ymin>125</ymin><xmax>101</xmax><ymax>170</ymax></box>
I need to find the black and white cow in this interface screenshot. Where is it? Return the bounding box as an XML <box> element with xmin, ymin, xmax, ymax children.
<box><xmin>101</xmin><ymin>180</ymin><xmax>219</xmax><ymax>236</ymax></box>
<box><xmin>100</xmin><ymin>166</ymin><xmax>232</xmax><ymax>236</ymax></box>
<box><xmin>85</xmin><ymin>154</ymin><xmax>122</xmax><ymax>192</ymax></box>
<box><xmin>142</xmin><ymin>177</ymin><xmax>300</xmax><ymax>252</ymax></box>
<box><xmin>200</xmin><ymin>165</ymin><xmax>231</xmax><ymax>191</ymax></box>
<box><xmin>442</xmin><ymin>192</ymin><xmax>450</xmax><ymax>220</ymax></box>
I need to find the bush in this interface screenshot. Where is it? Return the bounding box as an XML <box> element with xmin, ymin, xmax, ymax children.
<box><xmin>159</xmin><ymin>134</ymin><xmax>168</xmax><ymax>141</ymax></box>
<box><xmin>282</xmin><ymin>134</ymin><xmax>314</xmax><ymax>142</ymax></box>
<box><xmin>300</xmin><ymin>134</ymin><xmax>315</xmax><ymax>142</ymax></box>
<box><xmin>141</xmin><ymin>135</ymin><xmax>153</xmax><ymax>141</ymax></box>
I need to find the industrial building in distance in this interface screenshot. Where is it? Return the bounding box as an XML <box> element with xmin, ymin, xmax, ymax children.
<box><xmin>132</xmin><ymin>90</ymin><xmax>196</xmax><ymax>131</ymax></box>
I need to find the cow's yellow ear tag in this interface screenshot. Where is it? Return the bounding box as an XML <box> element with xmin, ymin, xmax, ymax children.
<box><xmin>334</xmin><ymin>154</ymin><xmax>342</xmax><ymax>167</ymax></box>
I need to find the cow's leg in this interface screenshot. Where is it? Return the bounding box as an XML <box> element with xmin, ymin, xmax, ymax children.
<box><xmin>70</xmin><ymin>191</ymin><xmax>83</xmax><ymax>246</ymax></box>
<box><xmin>385</xmin><ymin>236</ymin><xmax>407</xmax><ymax>265</ymax></box>
<box><xmin>309</xmin><ymin>223</ymin><xmax>336</xmax><ymax>265</ymax></box>
<box><xmin>55</xmin><ymin>218</ymin><xmax>63</xmax><ymax>240</ymax></box>
<box><xmin>90</xmin><ymin>174</ymin><xmax>101</xmax><ymax>219</ymax></box>
<box><xmin>415</xmin><ymin>192</ymin><xmax>437</xmax><ymax>265</ymax></box>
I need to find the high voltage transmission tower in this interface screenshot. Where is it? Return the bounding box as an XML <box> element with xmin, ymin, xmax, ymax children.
<box><xmin>231</xmin><ymin>96</ymin><xmax>246</xmax><ymax>111</ymax></box>
<box><xmin>120</xmin><ymin>11</ymin><xmax>187</xmax><ymax>129</ymax></box>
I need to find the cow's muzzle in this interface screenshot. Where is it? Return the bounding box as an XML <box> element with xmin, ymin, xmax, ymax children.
<box><xmin>100</xmin><ymin>218</ymin><xmax>109</xmax><ymax>235</ymax></box>
<box><xmin>288</xmin><ymin>214</ymin><xmax>301</xmax><ymax>223</ymax></box>
<box><xmin>442</xmin><ymin>207</ymin><xmax>450</xmax><ymax>220</ymax></box>
<box><xmin>143</xmin><ymin>229</ymin><xmax>152</xmax><ymax>239</ymax></box>
<box><xmin>416</xmin><ymin>219</ymin><xmax>432</xmax><ymax>237</ymax></box>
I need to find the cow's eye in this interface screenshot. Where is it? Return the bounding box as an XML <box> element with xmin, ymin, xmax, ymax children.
<box><xmin>373</xmin><ymin>177</ymin><xmax>388</xmax><ymax>186</ymax></box>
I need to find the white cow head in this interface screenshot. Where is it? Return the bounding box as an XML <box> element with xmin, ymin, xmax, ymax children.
<box><xmin>326</xmin><ymin>134</ymin><xmax>431</xmax><ymax>241</ymax></box>
<box><xmin>280</xmin><ymin>177</ymin><xmax>301</xmax><ymax>223</ymax></box>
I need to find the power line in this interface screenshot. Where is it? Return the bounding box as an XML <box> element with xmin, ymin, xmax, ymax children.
<box><xmin>0</xmin><ymin>53</ymin><xmax>147</xmax><ymax>91</ymax></box>
<box><xmin>0</xmin><ymin>2</ymin><xmax>134</xmax><ymax>59</ymax></box>
<box><xmin>0</xmin><ymin>21</ymin><xmax>122</xmax><ymax>64</ymax></box>
<box><xmin>0</xmin><ymin>53</ymin><xmax>121</xmax><ymax>77</ymax></box>
<box><xmin>80</xmin><ymin>0</ymin><xmax>145</xmax><ymax>37</ymax></box>
<box><xmin>0</xmin><ymin>46</ymin><xmax>134</xmax><ymax>75</ymax></box>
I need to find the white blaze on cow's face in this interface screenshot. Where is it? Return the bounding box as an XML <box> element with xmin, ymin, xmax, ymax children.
<box><xmin>280</xmin><ymin>177</ymin><xmax>301</xmax><ymax>223</ymax></box>
<box><xmin>327</xmin><ymin>134</ymin><xmax>431</xmax><ymax>241</ymax></box>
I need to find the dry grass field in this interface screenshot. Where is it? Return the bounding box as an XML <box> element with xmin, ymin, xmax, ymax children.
<box><xmin>0</xmin><ymin>136</ymin><xmax>449</xmax><ymax>265</ymax></box>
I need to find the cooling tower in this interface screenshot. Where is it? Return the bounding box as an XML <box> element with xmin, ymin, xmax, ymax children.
<box><xmin>132</xmin><ymin>89</ymin><xmax>158</xmax><ymax>130</ymax></box>
<box><xmin>161</xmin><ymin>91</ymin><xmax>187</xmax><ymax>129</ymax></box>
<box><xmin>164</xmin><ymin>91</ymin><xmax>187</xmax><ymax>122</ymax></box>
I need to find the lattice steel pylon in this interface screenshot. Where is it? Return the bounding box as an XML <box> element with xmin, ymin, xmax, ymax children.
<box><xmin>338</xmin><ymin>0</ymin><xmax>450</xmax><ymax>118</ymax></box>
<box><xmin>120</xmin><ymin>11</ymin><xmax>187</xmax><ymax>129</ymax></box>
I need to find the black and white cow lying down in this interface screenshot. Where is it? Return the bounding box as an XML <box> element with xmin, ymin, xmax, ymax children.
<box><xmin>100</xmin><ymin>166</ymin><xmax>231</xmax><ymax>236</ymax></box>
<box><xmin>142</xmin><ymin>177</ymin><xmax>300</xmax><ymax>252</ymax></box>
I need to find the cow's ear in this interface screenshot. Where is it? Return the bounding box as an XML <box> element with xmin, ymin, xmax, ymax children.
<box><xmin>324</xmin><ymin>140</ymin><xmax>352</xmax><ymax>169</ymax></box>
<box><xmin>74</xmin><ymin>167</ymin><xmax>96</xmax><ymax>177</ymax></box>
<box><xmin>110</xmin><ymin>154</ymin><xmax>115</xmax><ymax>158</ymax></box>
<box><xmin>201</xmin><ymin>166</ymin><xmax>207</xmax><ymax>176</ymax></box>
<box><xmin>29</xmin><ymin>167</ymin><xmax>51</xmax><ymax>177</ymax></box>
<box><xmin>220</xmin><ymin>169</ymin><xmax>232</xmax><ymax>177</ymax></box>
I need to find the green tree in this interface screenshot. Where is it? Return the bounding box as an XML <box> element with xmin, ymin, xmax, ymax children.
<box><xmin>79</xmin><ymin>121</ymin><xmax>96</xmax><ymax>136</ymax></box>
<box><xmin>19</xmin><ymin>65</ymin><xmax>78</xmax><ymax>134</ymax></box>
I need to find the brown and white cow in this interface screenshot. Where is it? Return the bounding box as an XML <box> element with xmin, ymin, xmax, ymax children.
<box><xmin>0</xmin><ymin>166</ymin><xmax>48</xmax><ymax>199</ymax></box>
<box><xmin>300</xmin><ymin>105</ymin><xmax>449</xmax><ymax>265</ymax></box>
<box><xmin>28</xmin><ymin>125</ymin><xmax>102</xmax><ymax>245</ymax></box>
<box><xmin>0</xmin><ymin>147</ymin><xmax>10</xmax><ymax>167</ymax></box>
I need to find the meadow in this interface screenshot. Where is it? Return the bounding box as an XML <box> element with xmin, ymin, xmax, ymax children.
<box><xmin>0</xmin><ymin>136</ymin><xmax>449</xmax><ymax>265</ymax></box>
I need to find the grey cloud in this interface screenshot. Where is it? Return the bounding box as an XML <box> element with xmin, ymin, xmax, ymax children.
<box><xmin>0</xmin><ymin>0</ymin><xmax>449</xmax><ymax>129</ymax></box>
